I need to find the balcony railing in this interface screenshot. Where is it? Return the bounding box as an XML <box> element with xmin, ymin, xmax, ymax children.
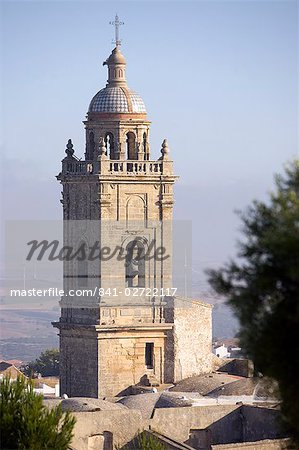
<box><xmin>108</xmin><ymin>161</ymin><xmax>163</xmax><ymax>175</ymax></box>
<box><xmin>62</xmin><ymin>159</ymin><xmax>166</xmax><ymax>175</ymax></box>
<box><xmin>62</xmin><ymin>161</ymin><xmax>94</xmax><ymax>174</ymax></box>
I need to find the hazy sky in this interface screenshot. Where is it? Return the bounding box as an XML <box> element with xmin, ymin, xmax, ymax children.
<box><xmin>1</xmin><ymin>0</ymin><xmax>298</xmax><ymax>297</ymax></box>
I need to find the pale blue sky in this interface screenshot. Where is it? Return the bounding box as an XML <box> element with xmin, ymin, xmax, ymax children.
<box><xmin>1</xmin><ymin>0</ymin><xmax>298</xmax><ymax>296</ymax></box>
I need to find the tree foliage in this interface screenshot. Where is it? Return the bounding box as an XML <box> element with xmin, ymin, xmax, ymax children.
<box><xmin>207</xmin><ymin>160</ymin><xmax>299</xmax><ymax>442</ymax></box>
<box><xmin>117</xmin><ymin>431</ymin><xmax>166</xmax><ymax>450</ymax></box>
<box><xmin>21</xmin><ymin>348</ymin><xmax>59</xmax><ymax>377</ymax></box>
<box><xmin>0</xmin><ymin>376</ymin><xmax>75</xmax><ymax>450</ymax></box>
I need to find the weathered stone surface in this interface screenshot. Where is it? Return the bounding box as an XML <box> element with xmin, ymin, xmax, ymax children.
<box><xmin>44</xmin><ymin>400</ymin><xmax>288</xmax><ymax>450</ymax></box>
<box><xmin>218</xmin><ymin>358</ymin><xmax>255</xmax><ymax>378</ymax></box>
<box><xmin>170</xmin><ymin>372</ymin><xmax>244</xmax><ymax>395</ymax></box>
<box><xmin>97</xmin><ymin>326</ymin><xmax>171</xmax><ymax>397</ymax></box>
<box><xmin>60</xmin><ymin>397</ymin><xmax>126</xmax><ymax>412</ymax></box>
<box><xmin>165</xmin><ymin>298</ymin><xmax>213</xmax><ymax>382</ymax></box>
<box><xmin>151</xmin><ymin>405</ymin><xmax>240</xmax><ymax>443</ymax></box>
<box><xmin>70</xmin><ymin>409</ymin><xmax>144</xmax><ymax>449</ymax></box>
<box><xmin>211</xmin><ymin>439</ymin><xmax>292</xmax><ymax>450</ymax></box>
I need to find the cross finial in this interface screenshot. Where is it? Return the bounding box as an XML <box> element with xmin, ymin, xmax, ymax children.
<box><xmin>109</xmin><ymin>14</ymin><xmax>124</xmax><ymax>47</ymax></box>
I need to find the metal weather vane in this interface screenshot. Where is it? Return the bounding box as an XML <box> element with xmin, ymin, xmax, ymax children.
<box><xmin>110</xmin><ymin>14</ymin><xmax>124</xmax><ymax>47</ymax></box>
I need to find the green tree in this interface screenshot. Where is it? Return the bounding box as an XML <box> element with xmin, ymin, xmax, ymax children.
<box><xmin>117</xmin><ymin>431</ymin><xmax>166</xmax><ymax>450</ymax></box>
<box><xmin>22</xmin><ymin>348</ymin><xmax>59</xmax><ymax>377</ymax></box>
<box><xmin>0</xmin><ymin>376</ymin><xmax>75</xmax><ymax>450</ymax></box>
<box><xmin>207</xmin><ymin>160</ymin><xmax>299</xmax><ymax>442</ymax></box>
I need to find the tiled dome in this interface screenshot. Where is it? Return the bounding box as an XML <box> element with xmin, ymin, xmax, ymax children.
<box><xmin>89</xmin><ymin>86</ymin><xmax>146</xmax><ymax>114</ymax></box>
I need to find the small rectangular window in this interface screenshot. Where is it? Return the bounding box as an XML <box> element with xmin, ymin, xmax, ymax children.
<box><xmin>145</xmin><ymin>343</ymin><xmax>154</xmax><ymax>369</ymax></box>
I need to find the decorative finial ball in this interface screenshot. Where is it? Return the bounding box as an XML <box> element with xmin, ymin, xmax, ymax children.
<box><xmin>65</xmin><ymin>139</ymin><xmax>74</xmax><ymax>156</ymax></box>
<box><xmin>161</xmin><ymin>139</ymin><xmax>170</xmax><ymax>157</ymax></box>
<box><xmin>99</xmin><ymin>137</ymin><xmax>107</xmax><ymax>157</ymax></box>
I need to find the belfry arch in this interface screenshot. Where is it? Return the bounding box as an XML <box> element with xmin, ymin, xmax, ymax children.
<box><xmin>105</xmin><ymin>132</ymin><xmax>115</xmax><ymax>159</ymax></box>
<box><xmin>126</xmin><ymin>131</ymin><xmax>136</xmax><ymax>159</ymax></box>
<box><xmin>125</xmin><ymin>239</ymin><xmax>146</xmax><ymax>288</ymax></box>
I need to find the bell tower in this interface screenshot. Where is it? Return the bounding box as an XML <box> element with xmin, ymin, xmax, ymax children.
<box><xmin>54</xmin><ymin>16</ymin><xmax>179</xmax><ymax>398</ymax></box>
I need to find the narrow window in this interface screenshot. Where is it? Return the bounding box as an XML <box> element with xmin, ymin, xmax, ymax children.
<box><xmin>145</xmin><ymin>343</ymin><xmax>154</xmax><ymax>369</ymax></box>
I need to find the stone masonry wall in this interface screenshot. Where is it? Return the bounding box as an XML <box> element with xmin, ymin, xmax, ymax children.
<box><xmin>242</xmin><ymin>405</ymin><xmax>286</xmax><ymax>442</ymax></box>
<box><xmin>46</xmin><ymin>403</ymin><xmax>288</xmax><ymax>450</ymax></box>
<box><xmin>60</xmin><ymin>327</ymin><xmax>99</xmax><ymax>398</ymax></box>
<box><xmin>98</xmin><ymin>327</ymin><xmax>170</xmax><ymax>397</ymax></box>
<box><xmin>150</xmin><ymin>405</ymin><xmax>240</xmax><ymax>443</ymax></box>
<box><xmin>169</xmin><ymin>298</ymin><xmax>213</xmax><ymax>381</ymax></box>
<box><xmin>212</xmin><ymin>439</ymin><xmax>292</xmax><ymax>450</ymax></box>
<box><xmin>70</xmin><ymin>409</ymin><xmax>144</xmax><ymax>449</ymax></box>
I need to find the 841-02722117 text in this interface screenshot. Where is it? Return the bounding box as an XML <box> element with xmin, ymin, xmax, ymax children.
<box><xmin>97</xmin><ymin>287</ymin><xmax>177</xmax><ymax>297</ymax></box>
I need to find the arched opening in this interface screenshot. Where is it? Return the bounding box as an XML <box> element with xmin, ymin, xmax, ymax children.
<box><xmin>125</xmin><ymin>239</ymin><xmax>145</xmax><ymax>288</ymax></box>
<box><xmin>105</xmin><ymin>132</ymin><xmax>115</xmax><ymax>159</ymax></box>
<box><xmin>89</xmin><ymin>131</ymin><xmax>95</xmax><ymax>160</ymax></box>
<box><xmin>126</xmin><ymin>195</ymin><xmax>146</xmax><ymax>224</ymax></box>
<box><xmin>126</xmin><ymin>132</ymin><xmax>136</xmax><ymax>160</ymax></box>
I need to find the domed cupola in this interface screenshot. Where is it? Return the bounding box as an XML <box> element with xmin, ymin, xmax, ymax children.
<box><xmin>88</xmin><ymin>19</ymin><xmax>146</xmax><ymax>115</ymax></box>
<box><xmin>89</xmin><ymin>87</ymin><xmax>146</xmax><ymax>114</ymax></box>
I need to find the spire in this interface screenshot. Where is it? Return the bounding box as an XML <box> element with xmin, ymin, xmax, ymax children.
<box><xmin>110</xmin><ymin>14</ymin><xmax>124</xmax><ymax>48</ymax></box>
<box><xmin>103</xmin><ymin>15</ymin><xmax>126</xmax><ymax>86</ymax></box>
<box><xmin>103</xmin><ymin>22</ymin><xmax>127</xmax><ymax>87</ymax></box>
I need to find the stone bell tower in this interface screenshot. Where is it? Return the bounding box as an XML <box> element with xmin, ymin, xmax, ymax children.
<box><xmin>54</xmin><ymin>16</ymin><xmax>213</xmax><ymax>398</ymax></box>
<box><xmin>54</xmin><ymin>16</ymin><xmax>181</xmax><ymax>398</ymax></box>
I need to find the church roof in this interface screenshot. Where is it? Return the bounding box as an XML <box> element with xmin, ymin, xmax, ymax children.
<box><xmin>88</xmin><ymin>86</ymin><xmax>146</xmax><ymax>114</ymax></box>
<box><xmin>60</xmin><ymin>397</ymin><xmax>127</xmax><ymax>412</ymax></box>
<box><xmin>117</xmin><ymin>392</ymin><xmax>194</xmax><ymax>418</ymax></box>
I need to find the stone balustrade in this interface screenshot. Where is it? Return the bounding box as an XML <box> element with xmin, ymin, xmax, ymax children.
<box><xmin>108</xmin><ymin>160</ymin><xmax>163</xmax><ymax>174</ymax></box>
<box><xmin>62</xmin><ymin>159</ymin><xmax>173</xmax><ymax>176</ymax></box>
<box><xmin>62</xmin><ymin>160</ymin><xmax>93</xmax><ymax>174</ymax></box>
